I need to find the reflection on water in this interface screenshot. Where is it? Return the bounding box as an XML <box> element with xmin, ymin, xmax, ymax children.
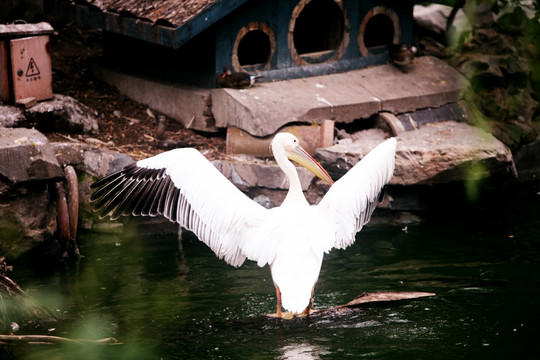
<box><xmin>280</xmin><ymin>342</ymin><xmax>330</xmax><ymax>360</ymax></box>
<box><xmin>3</xmin><ymin>183</ymin><xmax>540</xmax><ymax>359</ymax></box>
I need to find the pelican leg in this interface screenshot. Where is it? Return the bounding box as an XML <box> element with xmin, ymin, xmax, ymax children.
<box><xmin>302</xmin><ymin>285</ymin><xmax>316</xmax><ymax>316</ymax></box>
<box><xmin>275</xmin><ymin>286</ymin><xmax>283</xmax><ymax>318</ymax></box>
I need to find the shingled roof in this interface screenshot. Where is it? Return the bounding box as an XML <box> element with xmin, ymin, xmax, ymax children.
<box><xmin>58</xmin><ymin>0</ymin><xmax>248</xmax><ymax>47</ymax></box>
<box><xmin>80</xmin><ymin>0</ymin><xmax>221</xmax><ymax>27</ymax></box>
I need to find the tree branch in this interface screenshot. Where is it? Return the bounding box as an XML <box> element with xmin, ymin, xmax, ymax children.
<box><xmin>0</xmin><ymin>335</ymin><xmax>119</xmax><ymax>345</ymax></box>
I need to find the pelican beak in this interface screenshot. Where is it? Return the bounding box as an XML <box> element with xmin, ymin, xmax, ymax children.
<box><xmin>288</xmin><ymin>145</ymin><xmax>334</xmax><ymax>185</ymax></box>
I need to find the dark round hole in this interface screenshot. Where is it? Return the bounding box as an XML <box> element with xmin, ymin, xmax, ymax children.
<box><xmin>237</xmin><ymin>30</ymin><xmax>271</xmax><ymax>67</ymax></box>
<box><xmin>293</xmin><ymin>0</ymin><xmax>344</xmax><ymax>55</ymax></box>
<box><xmin>363</xmin><ymin>13</ymin><xmax>394</xmax><ymax>48</ymax></box>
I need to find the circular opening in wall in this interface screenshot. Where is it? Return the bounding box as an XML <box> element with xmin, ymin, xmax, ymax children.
<box><xmin>358</xmin><ymin>7</ymin><xmax>401</xmax><ymax>57</ymax></box>
<box><xmin>364</xmin><ymin>14</ymin><xmax>394</xmax><ymax>48</ymax></box>
<box><xmin>233</xmin><ymin>22</ymin><xmax>276</xmax><ymax>72</ymax></box>
<box><xmin>238</xmin><ymin>30</ymin><xmax>271</xmax><ymax>68</ymax></box>
<box><xmin>289</xmin><ymin>0</ymin><xmax>348</xmax><ymax>65</ymax></box>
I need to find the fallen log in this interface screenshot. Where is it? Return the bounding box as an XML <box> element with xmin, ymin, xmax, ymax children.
<box><xmin>337</xmin><ymin>291</ymin><xmax>436</xmax><ymax>308</ymax></box>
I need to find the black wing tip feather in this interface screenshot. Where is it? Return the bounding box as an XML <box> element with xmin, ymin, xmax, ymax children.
<box><xmin>90</xmin><ymin>163</ymin><xmax>137</xmax><ymax>189</ymax></box>
<box><xmin>90</xmin><ymin>163</ymin><xmax>173</xmax><ymax>221</ymax></box>
<box><xmin>378</xmin><ymin>185</ymin><xmax>387</xmax><ymax>203</ymax></box>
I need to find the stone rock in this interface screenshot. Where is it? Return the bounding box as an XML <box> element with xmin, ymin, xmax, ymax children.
<box><xmin>210</xmin><ymin>156</ymin><xmax>332</xmax><ymax>208</ymax></box>
<box><xmin>514</xmin><ymin>134</ymin><xmax>540</xmax><ymax>181</ymax></box>
<box><xmin>316</xmin><ymin>122</ymin><xmax>516</xmax><ymax>185</ymax></box>
<box><xmin>50</xmin><ymin>141</ymin><xmax>133</xmax><ymax>178</ymax></box>
<box><xmin>253</xmin><ymin>194</ymin><xmax>273</xmax><ymax>209</ymax></box>
<box><xmin>50</xmin><ymin>142</ymin><xmax>88</xmax><ymax>169</ymax></box>
<box><xmin>24</xmin><ymin>94</ymin><xmax>99</xmax><ymax>134</ymax></box>
<box><xmin>81</xmin><ymin>146</ymin><xmax>133</xmax><ymax>178</ymax></box>
<box><xmin>414</xmin><ymin>4</ymin><xmax>468</xmax><ymax>37</ymax></box>
<box><xmin>0</xmin><ymin>127</ymin><xmax>64</xmax><ymax>184</ymax></box>
<box><xmin>414</xmin><ymin>3</ymin><xmax>495</xmax><ymax>36</ymax></box>
<box><xmin>0</xmin><ymin>127</ymin><xmax>63</xmax><ymax>258</ymax></box>
<box><xmin>0</xmin><ymin>105</ymin><xmax>26</xmax><ymax>127</ymax></box>
<box><xmin>0</xmin><ymin>186</ymin><xmax>57</xmax><ymax>258</ymax></box>
<box><xmin>214</xmin><ymin>158</ymin><xmax>317</xmax><ymax>191</ymax></box>
<box><xmin>0</xmin><ymin>128</ymin><xmax>134</xmax><ymax>259</ymax></box>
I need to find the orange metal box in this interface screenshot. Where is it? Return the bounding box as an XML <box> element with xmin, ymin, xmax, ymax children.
<box><xmin>0</xmin><ymin>22</ymin><xmax>54</xmax><ymax>103</ymax></box>
<box><xmin>10</xmin><ymin>35</ymin><xmax>53</xmax><ymax>101</ymax></box>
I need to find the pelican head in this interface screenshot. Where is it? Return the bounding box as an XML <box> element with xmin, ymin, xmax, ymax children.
<box><xmin>271</xmin><ymin>133</ymin><xmax>333</xmax><ymax>185</ymax></box>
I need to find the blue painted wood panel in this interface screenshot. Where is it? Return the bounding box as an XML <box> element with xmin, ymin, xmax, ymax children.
<box><xmin>59</xmin><ymin>0</ymin><xmax>414</xmax><ymax>87</ymax></box>
<box><xmin>213</xmin><ymin>0</ymin><xmax>414</xmax><ymax>85</ymax></box>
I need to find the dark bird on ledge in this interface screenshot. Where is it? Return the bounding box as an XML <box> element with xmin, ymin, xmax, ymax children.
<box><xmin>155</xmin><ymin>115</ymin><xmax>179</xmax><ymax>149</ymax></box>
<box><xmin>388</xmin><ymin>43</ymin><xmax>417</xmax><ymax>72</ymax></box>
<box><xmin>155</xmin><ymin>115</ymin><xmax>168</xmax><ymax>140</ymax></box>
<box><xmin>216</xmin><ymin>66</ymin><xmax>263</xmax><ymax>89</ymax></box>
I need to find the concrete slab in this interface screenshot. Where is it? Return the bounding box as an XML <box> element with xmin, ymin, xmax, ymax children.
<box><xmin>94</xmin><ymin>67</ymin><xmax>217</xmax><ymax>132</ymax></box>
<box><xmin>351</xmin><ymin>57</ymin><xmax>463</xmax><ymax>113</ymax></box>
<box><xmin>96</xmin><ymin>56</ymin><xmax>464</xmax><ymax>137</ymax></box>
<box><xmin>213</xmin><ymin>75</ymin><xmax>380</xmax><ymax>137</ymax></box>
<box><xmin>213</xmin><ymin>56</ymin><xmax>465</xmax><ymax>137</ymax></box>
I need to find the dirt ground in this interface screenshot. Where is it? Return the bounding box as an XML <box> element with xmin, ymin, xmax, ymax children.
<box><xmin>48</xmin><ymin>21</ymin><xmax>225</xmax><ymax>160</ymax></box>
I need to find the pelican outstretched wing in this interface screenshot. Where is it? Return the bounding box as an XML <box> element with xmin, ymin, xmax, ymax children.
<box><xmin>317</xmin><ymin>138</ymin><xmax>396</xmax><ymax>250</ymax></box>
<box><xmin>91</xmin><ymin>148</ymin><xmax>267</xmax><ymax>267</ymax></box>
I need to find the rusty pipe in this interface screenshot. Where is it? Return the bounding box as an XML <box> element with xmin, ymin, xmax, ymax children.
<box><xmin>54</xmin><ymin>181</ymin><xmax>70</xmax><ymax>241</ymax></box>
<box><xmin>226</xmin><ymin>120</ymin><xmax>334</xmax><ymax>157</ymax></box>
<box><xmin>63</xmin><ymin>165</ymin><xmax>79</xmax><ymax>241</ymax></box>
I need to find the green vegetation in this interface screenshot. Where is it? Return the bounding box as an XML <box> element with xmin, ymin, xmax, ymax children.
<box><xmin>448</xmin><ymin>0</ymin><xmax>540</xmax><ymax>150</ymax></box>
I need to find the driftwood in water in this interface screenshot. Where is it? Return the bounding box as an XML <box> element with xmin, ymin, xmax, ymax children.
<box><xmin>269</xmin><ymin>292</ymin><xmax>436</xmax><ymax>319</ymax></box>
<box><xmin>310</xmin><ymin>291</ymin><xmax>436</xmax><ymax>318</ymax></box>
<box><xmin>338</xmin><ymin>291</ymin><xmax>435</xmax><ymax>308</ymax></box>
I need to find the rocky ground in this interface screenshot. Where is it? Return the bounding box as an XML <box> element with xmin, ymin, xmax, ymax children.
<box><xmin>47</xmin><ymin>21</ymin><xmax>225</xmax><ymax>160</ymax></box>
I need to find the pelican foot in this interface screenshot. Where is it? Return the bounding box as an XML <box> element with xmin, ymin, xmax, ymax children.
<box><xmin>297</xmin><ymin>307</ymin><xmax>319</xmax><ymax>317</ymax></box>
<box><xmin>266</xmin><ymin>311</ymin><xmax>295</xmax><ymax>319</ymax></box>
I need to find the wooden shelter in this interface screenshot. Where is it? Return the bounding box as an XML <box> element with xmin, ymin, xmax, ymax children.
<box><xmin>50</xmin><ymin>0</ymin><xmax>465</xmax><ymax>153</ymax></box>
<box><xmin>52</xmin><ymin>0</ymin><xmax>415</xmax><ymax>87</ymax></box>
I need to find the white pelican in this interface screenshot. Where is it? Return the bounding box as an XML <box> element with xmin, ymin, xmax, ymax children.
<box><xmin>91</xmin><ymin>133</ymin><xmax>396</xmax><ymax>317</ymax></box>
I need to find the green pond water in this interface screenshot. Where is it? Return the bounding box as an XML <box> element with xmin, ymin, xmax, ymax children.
<box><xmin>3</xmin><ymin>182</ymin><xmax>540</xmax><ymax>359</ymax></box>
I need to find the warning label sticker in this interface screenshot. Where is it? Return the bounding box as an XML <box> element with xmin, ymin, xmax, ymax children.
<box><xmin>25</xmin><ymin>58</ymin><xmax>41</xmax><ymax>81</ymax></box>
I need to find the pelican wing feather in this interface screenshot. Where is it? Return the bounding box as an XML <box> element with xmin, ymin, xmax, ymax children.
<box><xmin>91</xmin><ymin>148</ymin><xmax>268</xmax><ymax>267</ymax></box>
<box><xmin>317</xmin><ymin>138</ymin><xmax>397</xmax><ymax>250</ymax></box>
